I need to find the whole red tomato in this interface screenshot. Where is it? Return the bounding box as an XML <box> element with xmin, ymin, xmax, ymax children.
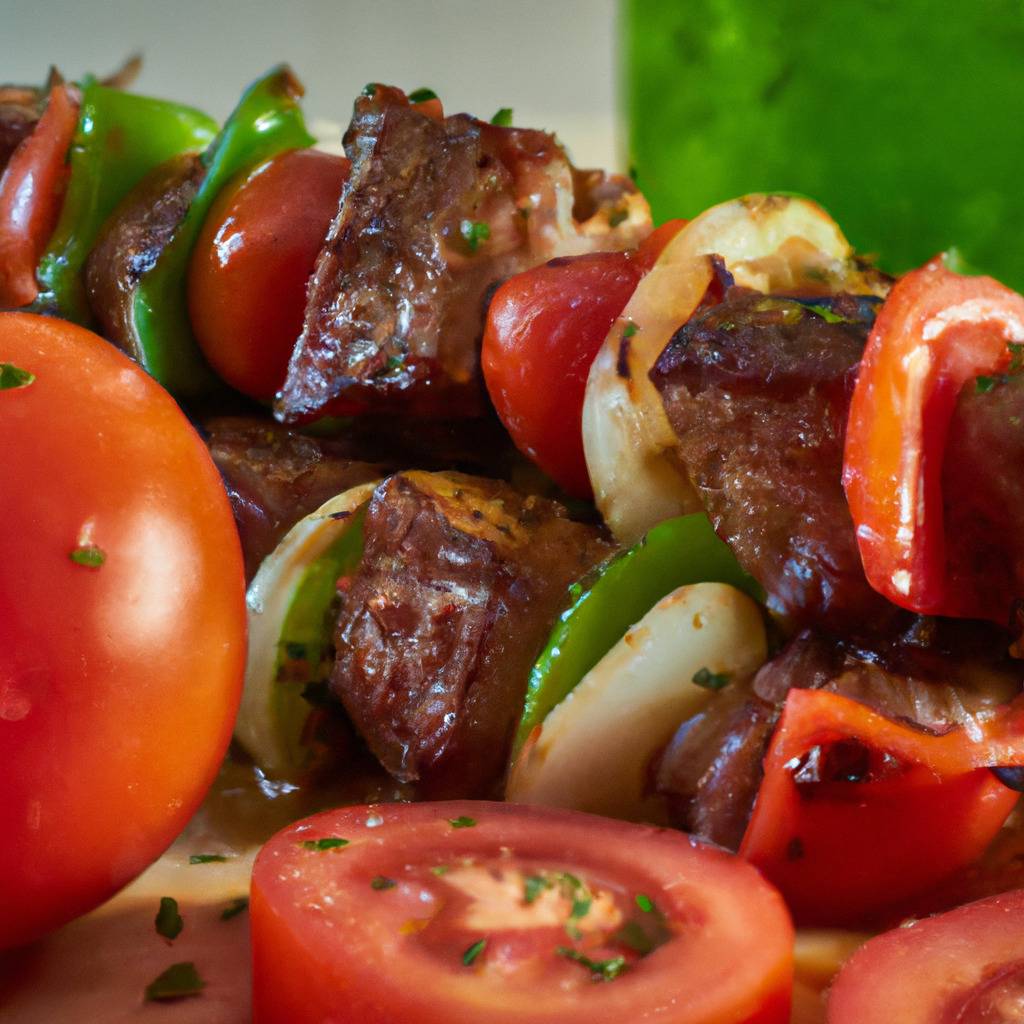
<box><xmin>0</xmin><ymin>312</ymin><xmax>246</xmax><ymax>950</ymax></box>
<box><xmin>187</xmin><ymin>147</ymin><xmax>349</xmax><ymax>401</ymax></box>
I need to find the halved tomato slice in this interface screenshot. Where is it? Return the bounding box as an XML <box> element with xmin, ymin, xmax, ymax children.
<box><xmin>251</xmin><ymin>801</ymin><xmax>793</xmax><ymax>1024</ymax></box>
<box><xmin>827</xmin><ymin>889</ymin><xmax>1024</xmax><ymax>1022</ymax></box>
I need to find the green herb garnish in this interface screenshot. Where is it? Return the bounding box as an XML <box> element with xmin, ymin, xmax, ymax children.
<box><xmin>523</xmin><ymin>874</ymin><xmax>549</xmax><ymax>905</ymax></box>
<box><xmin>490</xmin><ymin>107</ymin><xmax>513</xmax><ymax>127</ymax></box>
<box><xmin>408</xmin><ymin>87</ymin><xmax>438</xmax><ymax>104</ymax></box>
<box><xmin>69</xmin><ymin>544</ymin><xmax>106</xmax><ymax>568</ymax></box>
<box><xmin>301</xmin><ymin>837</ymin><xmax>350</xmax><ymax>851</ymax></box>
<box><xmin>155</xmin><ymin>897</ymin><xmax>183</xmax><ymax>941</ymax></box>
<box><xmin>448</xmin><ymin>816</ymin><xmax>477</xmax><ymax>829</ymax></box>
<box><xmin>371</xmin><ymin>876</ymin><xmax>397</xmax><ymax>890</ymax></box>
<box><xmin>220</xmin><ymin>897</ymin><xmax>249</xmax><ymax>921</ymax></box>
<box><xmin>0</xmin><ymin>363</ymin><xmax>35</xmax><ymax>390</ymax></box>
<box><xmin>976</xmin><ymin>375</ymin><xmax>1000</xmax><ymax>394</ymax></box>
<box><xmin>144</xmin><ymin>962</ymin><xmax>205</xmax><ymax>1002</ymax></box>
<box><xmin>462</xmin><ymin>938</ymin><xmax>487</xmax><ymax>966</ymax></box>
<box><xmin>621</xmin><ymin>320</ymin><xmax>638</xmax><ymax>339</ymax></box>
<box><xmin>189</xmin><ymin>854</ymin><xmax>228</xmax><ymax>865</ymax></box>
<box><xmin>692</xmin><ymin>666</ymin><xmax>731</xmax><ymax>690</ymax></box>
<box><xmin>804</xmin><ymin>303</ymin><xmax>849</xmax><ymax>324</ymax></box>
<box><xmin>460</xmin><ymin>220</ymin><xmax>490</xmax><ymax>254</ymax></box>
<box><xmin>556</xmin><ymin>947</ymin><xmax>627</xmax><ymax>981</ymax></box>
<box><xmin>430</xmin><ymin>864</ymin><xmax>451</xmax><ymax>876</ymax></box>
<box><xmin>635</xmin><ymin>893</ymin><xmax>654</xmax><ymax>913</ymax></box>
<box><xmin>1009</xmin><ymin>342</ymin><xmax>1024</xmax><ymax>372</ymax></box>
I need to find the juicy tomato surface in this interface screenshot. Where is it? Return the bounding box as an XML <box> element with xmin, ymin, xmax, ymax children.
<box><xmin>740</xmin><ymin>689</ymin><xmax>1019</xmax><ymax>928</ymax></box>
<box><xmin>0</xmin><ymin>83</ymin><xmax>79</xmax><ymax>308</ymax></box>
<box><xmin>843</xmin><ymin>256</ymin><xmax>1024</xmax><ymax>622</ymax></box>
<box><xmin>187</xmin><ymin>147</ymin><xmax>348</xmax><ymax>401</ymax></box>
<box><xmin>481</xmin><ymin>220</ymin><xmax>684</xmax><ymax>498</ymax></box>
<box><xmin>0</xmin><ymin>312</ymin><xmax>246</xmax><ymax>950</ymax></box>
<box><xmin>251</xmin><ymin>800</ymin><xmax>793</xmax><ymax>1024</ymax></box>
<box><xmin>827</xmin><ymin>889</ymin><xmax>1024</xmax><ymax>1023</ymax></box>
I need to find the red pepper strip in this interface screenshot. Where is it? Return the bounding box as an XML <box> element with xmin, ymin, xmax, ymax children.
<box><xmin>0</xmin><ymin>83</ymin><xmax>79</xmax><ymax>308</ymax></box>
<box><xmin>739</xmin><ymin>688</ymin><xmax>1020</xmax><ymax>927</ymax></box>
<box><xmin>842</xmin><ymin>256</ymin><xmax>1024</xmax><ymax>621</ymax></box>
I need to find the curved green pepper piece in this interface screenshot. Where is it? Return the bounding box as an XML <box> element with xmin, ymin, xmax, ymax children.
<box><xmin>131</xmin><ymin>65</ymin><xmax>314</xmax><ymax>397</ymax></box>
<box><xmin>514</xmin><ymin>513</ymin><xmax>764</xmax><ymax>753</ymax></box>
<box><xmin>35</xmin><ymin>80</ymin><xmax>218</xmax><ymax>325</ymax></box>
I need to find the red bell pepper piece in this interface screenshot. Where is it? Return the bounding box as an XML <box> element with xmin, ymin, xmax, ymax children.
<box><xmin>0</xmin><ymin>83</ymin><xmax>79</xmax><ymax>308</ymax></box>
<box><xmin>842</xmin><ymin>256</ymin><xmax>1024</xmax><ymax>621</ymax></box>
<box><xmin>740</xmin><ymin>688</ymin><xmax>1021</xmax><ymax>927</ymax></box>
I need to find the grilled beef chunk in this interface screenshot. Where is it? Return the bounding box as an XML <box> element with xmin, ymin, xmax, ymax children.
<box><xmin>651</xmin><ymin>289</ymin><xmax>887</xmax><ymax>632</ymax></box>
<box><xmin>276</xmin><ymin>85</ymin><xmax>648</xmax><ymax>423</ymax></box>
<box><xmin>85</xmin><ymin>152</ymin><xmax>204</xmax><ymax>352</ymax></box>
<box><xmin>656</xmin><ymin>624</ymin><xmax>1024</xmax><ymax>849</ymax></box>
<box><xmin>329</xmin><ymin>471</ymin><xmax>614</xmax><ymax>797</ymax></box>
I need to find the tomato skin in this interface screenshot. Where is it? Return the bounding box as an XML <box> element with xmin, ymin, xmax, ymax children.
<box><xmin>740</xmin><ymin>689</ymin><xmax>1019</xmax><ymax>928</ymax></box>
<box><xmin>0</xmin><ymin>312</ymin><xmax>246</xmax><ymax>950</ymax></box>
<box><xmin>827</xmin><ymin>890</ymin><xmax>1024</xmax><ymax>1023</ymax></box>
<box><xmin>482</xmin><ymin>221</ymin><xmax>686</xmax><ymax>499</ymax></box>
<box><xmin>842</xmin><ymin>256</ymin><xmax>1024</xmax><ymax>621</ymax></box>
<box><xmin>251</xmin><ymin>800</ymin><xmax>793</xmax><ymax>1024</ymax></box>
<box><xmin>0</xmin><ymin>84</ymin><xmax>79</xmax><ymax>308</ymax></box>
<box><xmin>187</xmin><ymin>148</ymin><xmax>348</xmax><ymax>401</ymax></box>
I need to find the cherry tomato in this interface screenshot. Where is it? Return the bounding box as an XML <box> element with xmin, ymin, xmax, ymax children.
<box><xmin>251</xmin><ymin>800</ymin><xmax>793</xmax><ymax>1024</ymax></box>
<box><xmin>827</xmin><ymin>889</ymin><xmax>1024</xmax><ymax>1022</ymax></box>
<box><xmin>481</xmin><ymin>221</ymin><xmax>685</xmax><ymax>498</ymax></box>
<box><xmin>739</xmin><ymin>689</ymin><xmax>1019</xmax><ymax>927</ymax></box>
<box><xmin>187</xmin><ymin>147</ymin><xmax>348</xmax><ymax>401</ymax></box>
<box><xmin>843</xmin><ymin>256</ymin><xmax>1024</xmax><ymax>622</ymax></box>
<box><xmin>0</xmin><ymin>83</ymin><xmax>78</xmax><ymax>308</ymax></box>
<box><xmin>0</xmin><ymin>312</ymin><xmax>246</xmax><ymax>950</ymax></box>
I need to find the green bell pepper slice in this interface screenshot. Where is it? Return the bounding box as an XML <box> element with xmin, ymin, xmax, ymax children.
<box><xmin>514</xmin><ymin>513</ymin><xmax>764</xmax><ymax>753</ymax></box>
<box><xmin>130</xmin><ymin>64</ymin><xmax>314</xmax><ymax>397</ymax></box>
<box><xmin>35</xmin><ymin>80</ymin><xmax>218</xmax><ymax>325</ymax></box>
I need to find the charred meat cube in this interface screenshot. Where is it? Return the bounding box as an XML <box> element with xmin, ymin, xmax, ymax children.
<box><xmin>330</xmin><ymin>471</ymin><xmax>614</xmax><ymax>797</ymax></box>
<box><xmin>276</xmin><ymin>84</ymin><xmax>648</xmax><ymax>423</ymax></box>
<box><xmin>650</xmin><ymin>288</ymin><xmax>892</xmax><ymax>633</ymax></box>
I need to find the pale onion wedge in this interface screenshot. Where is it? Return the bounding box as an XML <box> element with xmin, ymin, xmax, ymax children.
<box><xmin>237</xmin><ymin>480</ymin><xmax>380</xmax><ymax>777</ymax></box>
<box><xmin>506</xmin><ymin>581</ymin><xmax>767</xmax><ymax>823</ymax></box>
<box><xmin>582</xmin><ymin>193</ymin><xmax>889</xmax><ymax>544</ymax></box>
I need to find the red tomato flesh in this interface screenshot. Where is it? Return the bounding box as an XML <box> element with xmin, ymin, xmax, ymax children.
<box><xmin>0</xmin><ymin>84</ymin><xmax>79</xmax><ymax>308</ymax></box>
<box><xmin>0</xmin><ymin>312</ymin><xmax>246</xmax><ymax>950</ymax></box>
<box><xmin>827</xmin><ymin>889</ymin><xmax>1024</xmax><ymax>1023</ymax></box>
<box><xmin>843</xmin><ymin>256</ymin><xmax>1024</xmax><ymax>622</ymax></box>
<box><xmin>740</xmin><ymin>689</ymin><xmax>1019</xmax><ymax>928</ymax></box>
<box><xmin>187</xmin><ymin>147</ymin><xmax>348</xmax><ymax>401</ymax></box>
<box><xmin>251</xmin><ymin>801</ymin><xmax>793</xmax><ymax>1024</ymax></box>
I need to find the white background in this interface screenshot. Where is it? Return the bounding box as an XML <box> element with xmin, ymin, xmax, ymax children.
<box><xmin>2</xmin><ymin>0</ymin><xmax>621</xmax><ymax>168</ymax></box>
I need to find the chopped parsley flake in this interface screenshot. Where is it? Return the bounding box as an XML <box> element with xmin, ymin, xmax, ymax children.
<box><xmin>692</xmin><ymin>666</ymin><xmax>731</xmax><ymax>691</ymax></box>
<box><xmin>523</xmin><ymin>874</ymin><xmax>549</xmax><ymax>905</ymax></box>
<box><xmin>69</xmin><ymin>544</ymin><xmax>105</xmax><ymax>568</ymax></box>
<box><xmin>144</xmin><ymin>961</ymin><xmax>205</xmax><ymax>1002</ymax></box>
<box><xmin>570</xmin><ymin>894</ymin><xmax>592</xmax><ymax>920</ymax></box>
<box><xmin>408</xmin><ymin>87</ymin><xmax>438</xmax><ymax>103</ymax></box>
<box><xmin>462</xmin><ymin>938</ymin><xmax>487</xmax><ymax>966</ymax></box>
<box><xmin>371</xmin><ymin>876</ymin><xmax>397</xmax><ymax>890</ymax></box>
<box><xmin>220</xmin><ymin>897</ymin><xmax>249</xmax><ymax>921</ymax></box>
<box><xmin>556</xmin><ymin>947</ymin><xmax>627</xmax><ymax>982</ymax></box>
<box><xmin>448</xmin><ymin>816</ymin><xmax>477</xmax><ymax>829</ymax></box>
<box><xmin>155</xmin><ymin>897</ymin><xmax>183</xmax><ymax>941</ymax></box>
<box><xmin>621</xmin><ymin>320</ymin><xmax>638</xmax><ymax>340</ymax></box>
<box><xmin>490</xmin><ymin>107</ymin><xmax>513</xmax><ymax>127</ymax></box>
<box><xmin>460</xmin><ymin>219</ymin><xmax>490</xmax><ymax>254</ymax></box>
<box><xmin>362</xmin><ymin>83</ymin><xmax>378</xmax><ymax>97</ymax></box>
<box><xmin>189</xmin><ymin>853</ymin><xmax>228</xmax><ymax>864</ymax></box>
<box><xmin>0</xmin><ymin>363</ymin><xmax>35</xmax><ymax>390</ymax></box>
<box><xmin>430</xmin><ymin>865</ymin><xmax>450</xmax><ymax>876</ymax></box>
<box><xmin>976</xmin><ymin>375</ymin><xmax>1002</xmax><ymax>394</ymax></box>
<box><xmin>1009</xmin><ymin>342</ymin><xmax>1024</xmax><ymax>372</ymax></box>
<box><xmin>635</xmin><ymin>893</ymin><xmax>654</xmax><ymax>913</ymax></box>
<box><xmin>804</xmin><ymin>303</ymin><xmax>849</xmax><ymax>324</ymax></box>
<box><xmin>301</xmin><ymin>837</ymin><xmax>350</xmax><ymax>851</ymax></box>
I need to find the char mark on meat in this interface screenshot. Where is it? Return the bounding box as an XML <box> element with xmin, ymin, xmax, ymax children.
<box><xmin>329</xmin><ymin>471</ymin><xmax>614</xmax><ymax>798</ymax></box>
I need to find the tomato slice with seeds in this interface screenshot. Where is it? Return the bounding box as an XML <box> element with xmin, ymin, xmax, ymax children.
<box><xmin>251</xmin><ymin>801</ymin><xmax>793</xmax><ymax>1024</ymax></box>
<box><xmin>827</xmin><ymin>889</ymin><xmax>1024</xmax><ymax>1023</ymax></box>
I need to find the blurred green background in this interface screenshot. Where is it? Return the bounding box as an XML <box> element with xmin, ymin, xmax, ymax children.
<box><xmin>626</xmin><ymin>0</ymin><xmax>1024</xmax><ymax>288</ymax></box>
